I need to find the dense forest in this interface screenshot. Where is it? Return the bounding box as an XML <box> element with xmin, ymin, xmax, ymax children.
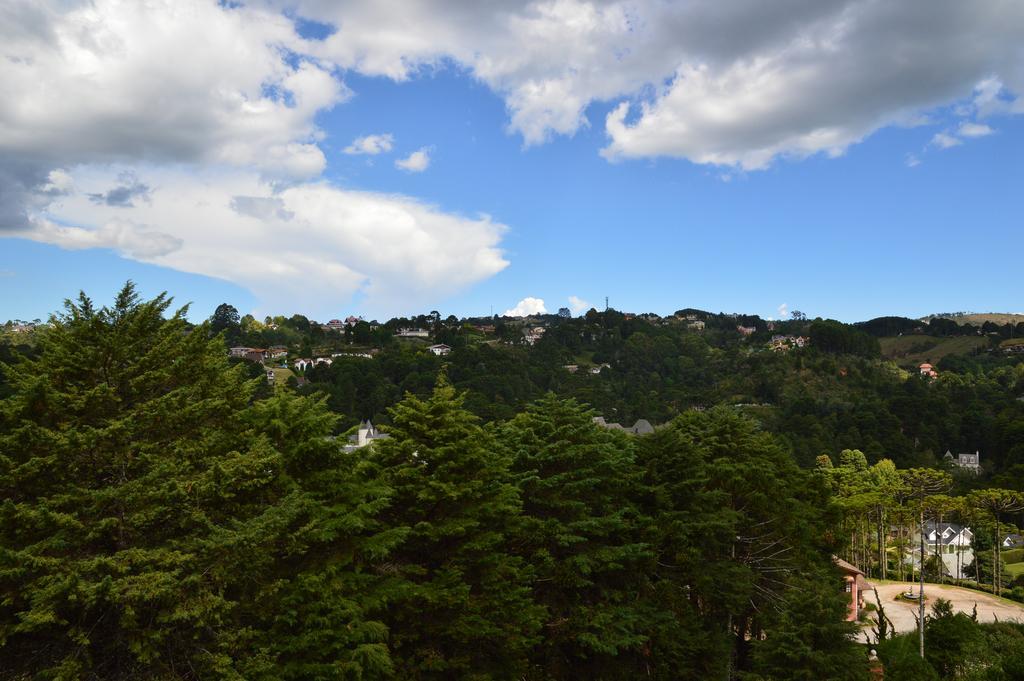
<box><xmin>2</xmin><ymin>285</ymin><xmax>1024</xmax><ymax>679</ymax></box>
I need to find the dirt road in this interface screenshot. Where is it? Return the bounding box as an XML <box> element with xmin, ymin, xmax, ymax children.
<box><xmin>860</xmin><ymin>582</ymin><xmax>1024</xmax><ymax>641</ymax></box>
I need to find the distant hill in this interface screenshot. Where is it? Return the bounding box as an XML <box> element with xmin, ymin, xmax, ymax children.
<box><xmin>921</xmin><ymin>312</ymin><xmax>1024</xmax><ymax>326</ymax></box>
<box><xmin>879</xmin><ymin>335</ymin><xmax>988</xmax><ymax>366</ymax></box>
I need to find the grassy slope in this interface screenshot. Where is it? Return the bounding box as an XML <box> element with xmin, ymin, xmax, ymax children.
<box><xmin>879</xmin><ymin>335</ymin><xmax>988</xmax><ymax>366</ymax></box>
<box><xmin>930</xmin><ymin>313</ymin><xmax>1024</xmax><ymax>326</ymax></box>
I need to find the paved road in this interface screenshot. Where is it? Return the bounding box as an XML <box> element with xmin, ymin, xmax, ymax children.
<box><xmin>860</xmin><ymin>582</ymin><xmax>1024</xmax><ymax>642</ymax></box>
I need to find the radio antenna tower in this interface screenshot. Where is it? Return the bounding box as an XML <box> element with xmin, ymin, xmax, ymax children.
<box><xmin>605</xmin><ymin>296</ymin><xmax>609</xmax><ymax>311</ymax></box>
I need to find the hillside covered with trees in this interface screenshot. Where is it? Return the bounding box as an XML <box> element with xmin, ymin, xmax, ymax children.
<box><xmin>3</xmin><ymin>286</ymin><xmax>1024</xmax><ymax>679</ymax></box>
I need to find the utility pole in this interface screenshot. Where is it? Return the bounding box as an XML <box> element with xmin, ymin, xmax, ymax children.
<box><xmin>605</xmin><ymin>296</ymin><xmax>609</xmax><ymax>312</ymax></box>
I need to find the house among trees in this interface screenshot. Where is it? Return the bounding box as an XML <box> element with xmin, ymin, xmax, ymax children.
<box><xmin>523</xmin><ymin>326</ymin><xmax>546</xmax><ymax>345</ymax></box>
<box><xmin>267</xmin><ymin>345</ymin><xmax>288</xmax><ymax>359</ymax></box>
<box><xmin>919</xmin><ymin>362</ymin><xmax>939</xmax><ymax>379</ymax></box>
<box><xmin>323</xmin><ymin>319</ymin><xmax>346</xmax><ymax>331</ymax></box>
<box><xmin>343</xmin><ymin>420</ymin><xmax>390</xmax><ymax>452</ymax></box>
<box><xmin>944</xmin><ymin>449</ymin><xmax>981</xmax><ymax>474</ymax></box>
<box><xmin>397</xmin><ymin>328</ymin><xmax>430</xmax><ymax>338</ymax></box>
<box><xmin>1003</xmin><ymin>533</ymin><xmax>1024</xmax><ymax>549</ymax></box>
<box><xmin>834</xmin><ymin>557</ymin><xmax>870</xmax><ymax>622</ymax></box>
<box><xmin>737</xmin><ymin>325</ymin><xmax>756</xmax><ymax>336</ymax></box>
<box><xmin>427</xmin><ymin>343</ymin><xmax>451</xmax><ymax>356</ymax></box>
<box><xmin>593</xmin><ymin>416</ymin><xmax>655</xmax><ymax>435</ymax></box>
<box><xmin>911</xmin><ymin>521</ymin><xmax>974</xmax><ymax>579</ymax></box>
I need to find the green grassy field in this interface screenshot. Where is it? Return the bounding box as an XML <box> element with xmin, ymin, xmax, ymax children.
<box><xmin>879</xmin><ymin>335</ymin><xmax>988</xmax><ymax>366</ymax></box>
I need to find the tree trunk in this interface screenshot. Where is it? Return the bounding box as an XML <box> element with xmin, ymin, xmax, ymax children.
<box><xmin>919</xmin><ymin>509</ymin><xmax>926</xmax><ymax>659</ymax></box>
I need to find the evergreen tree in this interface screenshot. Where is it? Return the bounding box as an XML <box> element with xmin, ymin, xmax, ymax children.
<box><xmin>497</xmin><ymin>394</ymin><xmax>651</xmax><ymax>680</ymax></box>
<box><xmin>747</xmin><ymin>574</ymin><xmax>868</xmax><ymax>680</ymax></box>
<box><xmin>363</xmin><ymin>378</ymin><xmax>541</xmax><ymax>679</ymax></box>
<box><xmin>0</xmin><ymin>284</ymin><xmax>392</xmax><ymax>679</ymax></box>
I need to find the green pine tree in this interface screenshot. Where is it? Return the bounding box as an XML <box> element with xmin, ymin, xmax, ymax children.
<box><xmin>0</xmin><ymin>284</ymin><xmax>394</xmax><ymax>680</ymax></box>
<box><xmin>496</xmin><ymin>394</ymin><xmax>651</xmax><ymax>680</ymax></box>
<box><xmin>363</xmin><ymin>377</ymin><xmax>542</xmax><ymax>680</ymax></box>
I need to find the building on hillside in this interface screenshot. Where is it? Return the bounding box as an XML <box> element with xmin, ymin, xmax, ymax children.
<box><xmin>427</xmin><ymin>344</ymin><xmax>452</xmax><ymax>356</ymax></box>
<box><xmin>589</xmin><ymin>363</ymin><xmax>611</xmax><ymax>374</ymax></box>
<box><xmin>908</xmin><ymin>521</ymin><xmax>974</xmax><ymax>579</ymax></box>
<box><xmin>268</xmin><ymin>346</ymin><xmax>288</xmax><ymax>359</ymax></box>
<box><xmin>345</xmin><ymin>315</ymin><xmax>363</xmax><ymax>327</ymax></box>
<box><xmin>523</xmin><ymin>326</ymin><xmax>546</xmax><ymax>345</ymax></box>
<box><xmin>323</xmin><ymin>319</ymin><xmax>346</xmax><ymax>332</ymax></box>
<box><xmin>834</xmin><ymin>557</ymin><xmax>871</xmax><ymax>621</ymax></box>
<box><xmin>229</xmin><ymin>346</ymin><xmax>253</xmax><ymax>358</ymax></box>
<box><xmin>265</xmin><ymin>370</ymin><xmax>275</xmax><ymax>383</ymax></box>
<box><xmin>919</xmin><ymin>363</ymin><xmax>939</xmax><ymax>379</ymax></box>
<box><xmin>1003</xmin><ymin>534</ymin><xmax>1024</xmax><ymax>549</ymax></box>
<box><xmin>293</xmin><ymin>358</ymin><xmax>313</xmax><ymax>371</ymax></box>
<box><xmin>593</xmin><ymin>416</ymin><xmax>655</xmax><ymax>435</ymax></box>
<box><xmin>687</xmin><ymin>320</ymin><xmax>706</xmax><ymax>331</ymax></box>
<box><xmin>563</xmin><ymin>364</ymin><xmax>579</xmax><ymax>373</ymax></box>
<box><xmin>944</xmin><ymin>450</ymin><xmax>981</xmax><ymax>474</ymax></box>
<box><xmin>768</xmin><ymin>335</ymin><xmax>810</xmax><ymax>352</ymax></box>
<box><xmin>343</xmin><ymin>421</ymin><xmax>391</xmax><ymax>452</ymax></box>
<box><xmin>314</xmin><ymin>357</ymin><xmax>333</xmax><ymax>367</ymax></box>
<box><xmin>397</xmin><ymin>328</ymin><xmax>430</xmax><ymax>338</ymax></box>
<box><xmin>243</xmin><ymin>348</ymin><xmax>268</xmax><ymax>362</ymax></box>
<box><xmin>332</xmin><ymin>352</ymin><xmax>373</xmax><ymax>359</ymax></box>
<box><xmin>737</xmin><ymin>325</ymin><xmax>756</xmax><ymax>336</ymax></box>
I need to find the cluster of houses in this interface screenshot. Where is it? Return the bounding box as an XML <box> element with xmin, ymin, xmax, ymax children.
<box><xmin>767</xmin><ymin>335</ymin><xmax>809</xmax><ymax>351</ymax></box>
<box><xmin>523</xmin><ymin>326</ymin><xmax>546</xmax><ymax>345</ymax></box>
<box><xmin>229</xmin><ymin>346</ymin><xmax>288</xmax><ymax>362</ymax></box>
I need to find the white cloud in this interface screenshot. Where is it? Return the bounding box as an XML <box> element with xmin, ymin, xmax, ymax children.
<box><xmin>777</xmin><ymin>303</ymin><xmax>789</xmax><ymax>319</ymax></box>
<box><xmin>905</xmin><ymin>154</ymin><xmax>922</xmax><ymax>167</ymax></box>
<box><xmin>958</xmin><ymin>122</ymin><xmax>994</xmax><ymax>138</ymax></box>
<box><xmin>503</xmin><ymin>297</ymin><xmax>547</xmax><ymax>317</ymax></box>
<box><xmin>344</xmin><ymin>133</ymin><xmax>395</xmax><ymax>155</ymax></box>
<box><xmin>20</xmin><ymin>166</ymin><xmax>508</xmax><ymax>317</ymax></box>
<box><xmin>279</xmin><ymin>0</ymin><xmax>1024</xmax><ymax>167</ymax></box>
<box><xmin>931</xmin><ymin>132</ymin><xmax>963</xmax><ymax>149</ymax></box>
<box><xmin>568</xmin><ymin>295</ymin><xmax>590</xmax><ymax>314</ymax></box>
<box><xmin>395</xmin><ymin>147</ymin><xmax>431</xmax><ymax>172</ymax></box>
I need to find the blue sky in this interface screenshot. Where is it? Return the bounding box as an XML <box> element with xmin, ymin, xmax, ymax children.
<box><xmin>2</xmin><ymin>1</ymin><xmax>1022</xmax><ymax>323</ymax></box>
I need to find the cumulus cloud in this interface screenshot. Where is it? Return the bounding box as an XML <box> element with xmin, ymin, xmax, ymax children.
<box><xmin>395</xmin><ymin>147</ymin><xmax>431</xmax><ymax>172</ymax></box>
<box><xmin>1</xmin><ymin>0</ymin><xmax>512</xmax><ymax>314</ymax></box>
<box><xmin>568</xmin><ymin>295</ymin><xmax>590</xmax><ymax>314</ymax></box>
<box><xmin>503</xmin><ymin>297</ymin><xmax>547</xmax><ymax>317</ymax></box>
<box><xmin>905</xmin><ymin>154</ymin><xmax>921</xmax><ymax>168</ymax></box>
<box><xmin>344</xmin><ymin>133</ymin><xmax>395</xmax><ymax>155</ymax></box>
<box><xmin>20</xmin><ymin>166</ymin><xmax>508</xmax><ymax>316</ymax></box>
<box><xmin>274</xmin><ymin>0</ymin><xmax>1024</xmax><ymax>167</ymax></box>
<box><xmin>931</xmin><ymin>132</ymin><xmax>963</xmax><ymax>149</ymax></box>
<box><xmin>0</xmin><ymin>0</ymin><xmax>345</xmax><ymax>230</ymax></box>
<box><xmin>958</xmin><ymin>122</ymin><xmax>994</xmax><ymax>138</ymax></box>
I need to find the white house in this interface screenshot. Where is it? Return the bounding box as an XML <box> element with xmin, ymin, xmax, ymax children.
<box><xmin>343</xmin><ymin>421</ymin><xmax>391</xmax><ymax>452</ymax></box>
<box><xmin>293</xmin><ymin>358</ymin><xmax>313</xmax><ymax>371</ymax></box>
<box><xmin>910</xmin><ymin>521</ymin><xmax>974</xmax><ymax>579</ymax></box>
<box><xmin>397</xmin><ymin>328</ymin><xmax>430</xmax><ymax>338</ymax></box>
<box><xmin>427</xmin><ymin>344</ymin><xmax>452</xmax><ymax>356</ymax></box>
